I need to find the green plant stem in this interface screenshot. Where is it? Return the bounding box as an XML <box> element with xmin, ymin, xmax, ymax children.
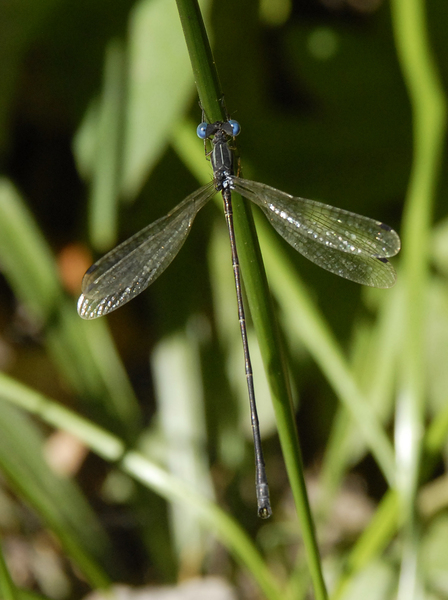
<box><xmin>175</xmin><ymin>0</ymin><xmax>223</xmax><ymax>122</ymax></box>
<box><xmin>390</xmin><ymin>0</ymin><xmax>446</xmax><ymax>597</ymax></box>
<box><xmin>175</xmin><ymin>1</ymin><xmax>327</xmax><ymax>598</ymax></box>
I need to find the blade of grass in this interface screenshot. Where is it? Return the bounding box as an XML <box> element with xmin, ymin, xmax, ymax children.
<box><xmin>122</xmin><ymin>0</ymin><xmax>203</xmax><ymax>199</ymax></box>
<box><xmin>175</xmin><ymin>2</ymin><xmax>327</xmax><ymax>598</ymax></box>
<box><xmin>390</xmin><ymin>0</ymin><xmax>447</xmax><ymax>597</ymax></box>
<box><xmin>0</xmin><ymin>373</ymin><xmax>283</xmax><ymax>600</ymax></box>
<box><xmin>87</xmin><ymin>38</ymin><xmax>127</xmax><ymax>252</ymax></box>
<box><xmin>317</xmin><ymin>284</ymin><xmax>403</xmax><ymax>515</ymax></box>
<box><xmin>332</xmin><ymin>387</ymin><xmax>448</xmax><ymax>600</ymax></box>
<box><xmin>150</xmin><ymin>331</ymin><xmax>216</xmax><ymax>568</ymax></box>
<box><xmin>0</xmin><ymin>390</ymin><xmax>110</xmax><ymax>590</ymax></box>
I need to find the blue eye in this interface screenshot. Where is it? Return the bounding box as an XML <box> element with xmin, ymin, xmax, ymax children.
<box><xmin>228</xmin><ymin>120</ymin><xmax>241</xmax><ymax>136</ymax></box>
<box><xmin>197</xmin><ymin>123</ymin><xmax>208</xmax><ymax>139</ymax></box>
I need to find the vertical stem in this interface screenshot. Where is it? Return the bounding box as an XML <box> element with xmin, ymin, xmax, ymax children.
<box><xmin>391</xmin><ymin>0</ymin><xmax>446</xmax><ymax>598</ymax></box>
<box><xmin>176</xmin><ymin>0</ymin><xmax>328</xmax><ymax>598</ymax></box>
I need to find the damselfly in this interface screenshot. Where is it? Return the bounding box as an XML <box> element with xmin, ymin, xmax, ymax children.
<box><xmin>78</xmin><ymin>119</ymin><xmax>401</xmax><ymax>518</ymax></box>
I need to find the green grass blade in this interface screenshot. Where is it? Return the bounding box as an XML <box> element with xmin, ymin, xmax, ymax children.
<box><xmin>87</xmin><ymin>39</ymin><xmax>127</xmax><ymax>251</ymax></box>
<box><xmin>121</xmin><ymin>0</ymin><xmax>204</xmax><ymax>199</ymax></box>
<box><xmin>0</xmin><ymin>374</ymin><xmax>283</xmax><ymax>600</ymax></box>
<box><xmin>175</xmin><ymin>2</ymin><xmax>327</xmax><ymax>598</ymax></box>
<box><xmin>391</xmin><ymin>0</ymin><xmax>447</xmax><ymax>597</ymax></box>
<box><xmin>0</xmin><ymin>377</ymin><xmax>110</xmax><ymax>589</ymax></box>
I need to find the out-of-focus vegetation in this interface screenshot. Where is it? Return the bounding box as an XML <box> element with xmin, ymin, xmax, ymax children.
<box><xmin>0</xmin><ymin>0</ymin><xmax>447</xmax><ymax>598</ymax></box>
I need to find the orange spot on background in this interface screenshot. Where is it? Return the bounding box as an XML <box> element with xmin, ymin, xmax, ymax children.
<box><xmin>57</xmin><ymin>243</ymin><xmax>92</xmax><ymax>295</ymax></box>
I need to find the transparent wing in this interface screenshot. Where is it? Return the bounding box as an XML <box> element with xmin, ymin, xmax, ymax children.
<box><xmin>232</xmin><ymin>177</ymin><xmax>401</xmax><ymax>288</ymax></box>
<box><xmin>78</xmin><ymin>182</ymin><xmax>216</xmax><ymax>319</ymax></box>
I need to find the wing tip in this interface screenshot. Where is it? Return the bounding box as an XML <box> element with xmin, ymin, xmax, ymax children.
<box><xmin>77</xmin><ymin>294</ymin><xmax>99</xmax><ymax>320</ymax></box>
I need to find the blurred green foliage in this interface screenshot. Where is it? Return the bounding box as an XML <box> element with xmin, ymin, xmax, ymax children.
<box><xmin>0</xmin><ymin>0</ymin><xmax>448</xmax><ymax>599</ymax></box>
